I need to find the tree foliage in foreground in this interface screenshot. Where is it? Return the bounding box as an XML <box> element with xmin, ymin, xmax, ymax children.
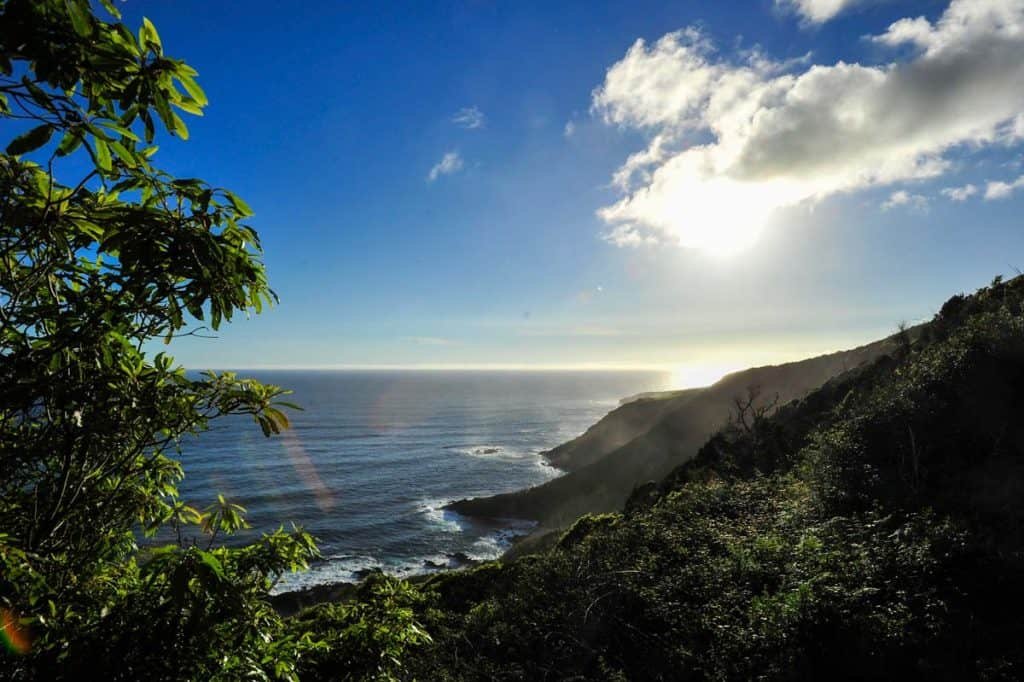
<box><xmin>0</xmin><ymin>1</ymin><xmax>327</xmax><ymax>678</ymax></box>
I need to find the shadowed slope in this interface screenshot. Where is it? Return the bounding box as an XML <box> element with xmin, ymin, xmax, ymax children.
<box><xmin>448</xmin><ymin>334</ymin><xmax>900</xmax><ymax>529</ymax></box>
<box><xmin>541</xmin><ymin>387</ymin><xmax>704</xmax><ymax>471</ymax></box>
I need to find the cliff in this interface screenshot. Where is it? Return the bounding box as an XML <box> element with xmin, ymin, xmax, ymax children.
<box><xmin>447</xmin><ymin>333</ymin><xmax>901</xmax><ymax>529</ymax></box>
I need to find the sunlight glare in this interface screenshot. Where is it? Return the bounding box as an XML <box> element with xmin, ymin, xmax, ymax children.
<box><xmin>632</xmin><ymin>165</ymin><xmax>804</xmax><ymax>257</ymax></box>
<box><xmin>670</xmin><ymin>362</ymin><xmax>741</xmax><ymax>389</ymax></box>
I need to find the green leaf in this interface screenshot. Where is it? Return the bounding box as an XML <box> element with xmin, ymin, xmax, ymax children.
<box><xmin>64</xmin><ymin>0</ymin><xmax>93</xmax><ymax>37</ymax></box>
<box><xmin>225</xmin><ymin>192</ymin><xmax>254</xmax><ymax>217</ymax></box>
<box><xmin>175</xmin><ymin>73</ymin><xmax>208</xmax><ymax>107</ymax></box>
<box><xmin>152</xmin><ymin>90</ymin><xmax>174</xmax><ymax>131</ymax></box>
<box><xmin>94</xmin><ymin>138</ymin><xmax>112</xmax><ymax>171</ymax></box>
<box><xmin>140</xmin><ymin>109</ymin><xmax>156</xmax><ymax>143</ymax></box>
<box><xmin>170</xmin><ymin>111</ymin><xmax>189</xmax><ymax>140</ymax></box>
<box><xmin>74</xmin><ymin>219</ymin><xmax>104</xmax><ymax>241</ymax></box>
<box><xmin>171</xmin><ymin>98</ymin><xmax>204</xmax><ymax>116</ymax></box>
<box><xmin>108</xmin><ymin>140</ymin><xmax>136</xmax><ymax>168</ymax></box>
<box><xmin>196</xmin><ymin>550</ymin><xmax>224</xmax><ymax>580</ymax></box>
<box><xmin>266</xmin><ymin>407</ymin><xmax>290</xmax><ymax>430</ymax></box>
<box><xmin>140</xmin><ymin>17</ymin><xmax>162</xmax><ymax>54</ymax></box>
<box><xmin>97</xmin><ymin>121</ymin><xmax>140</xmax><ymax>141</ymax></box>
<box><xmin>6</xmin><ymin>124</ymin><xmax>54</xmax><ymax>155</ymax></box>
<box><xmin>56</xmin><ymin>130</ymin><xmax>84</xmax><ymax>157</ymax></box>
<box><xmin>98</xmin><ymin>0</ymin><xmax>121</xmax><ymax>19</ymax></box>
<box><xmin>22</xmin><ymin>77</ymin><xmax>50</xmax><ymax>108</ymax></box>
<box><xmin>108</xmin><ymin>330</ymin><xmax>134</xmax><ymax>350</ymax></box>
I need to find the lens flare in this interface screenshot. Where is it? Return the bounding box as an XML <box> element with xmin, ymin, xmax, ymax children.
<box><xmin>1</xmin><ymin>608</ymin><xmax>31</xmax><ymax>655</ymax></box>
<box><xmin>281</xmin><ymin>429</ymin><xmax>335</xmax><ymax>512</ymax></box>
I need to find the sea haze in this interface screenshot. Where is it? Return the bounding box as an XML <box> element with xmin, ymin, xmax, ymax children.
<box><xmin>173</xmin><ymin>370</ymin><xmax>669</xmax><ymax>592</ymax></box>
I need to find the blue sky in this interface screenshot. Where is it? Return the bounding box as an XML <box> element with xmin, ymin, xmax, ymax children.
<box><xmin>118</xmin><ymin>0</ymin><xmax>1024</xmax><ymax>382</ymax></box>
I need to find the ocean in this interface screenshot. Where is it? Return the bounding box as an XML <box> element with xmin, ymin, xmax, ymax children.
<box><xmin>173</xmin><ymin>370</ymin><xmax>670</xmax><ymax>592</ymax></box>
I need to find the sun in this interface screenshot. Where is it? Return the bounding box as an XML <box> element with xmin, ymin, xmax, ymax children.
<box><xmin>653</xmin><ymin>173</ymin><xmax>797</xmax><ymax>258</ymax></box>
<box><xmin>669</xmin><ymin>362</ymin><xmax>741</xmax><ymax>389</ymax></box>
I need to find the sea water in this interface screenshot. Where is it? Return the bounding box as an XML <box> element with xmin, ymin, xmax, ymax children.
<box><xmin>173</xmin><ymin>370</ymin><xmax>669</xmax><ymax>592</ymax></box>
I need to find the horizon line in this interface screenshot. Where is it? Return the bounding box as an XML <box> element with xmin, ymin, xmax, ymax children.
<box><xmin>183</xmin><ymin>363</ymin><xmax>676</xmax><ymax>372</ymax></box>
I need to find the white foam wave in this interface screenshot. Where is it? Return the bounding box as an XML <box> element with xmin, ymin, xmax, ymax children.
<box><xmin>446</xmin><ymin>444</ymin><xmax>518</xmax><ymax>458</ymax></box>
<box><xmin>272</xmin><ymin>514</ymin><xmax>539</xmax><ymax>595</ymax></box>
<box><xmin>417</xmin><ymin>498</ymin><xmax>469</xmax><ymax>533</ymax></box>
<box><xmin>466</xmin><ymin>522</ymin><xmax>538</xmax><ymax>561</ymax></box>
<box><xmin>272</xmin><ymin>554</ymin><xmax>384</xmax><ymax>593</ymax></box>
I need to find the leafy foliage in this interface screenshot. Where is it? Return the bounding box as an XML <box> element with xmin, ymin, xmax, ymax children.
<box><xmin>0</xmin><ymin>2</ymin><xmax>322</xmax><ymax>678</ymax></box>
<box><xmin>289</xmin><ymin>574</ymin><xmax>432</xmax><ymax>682</ymax></box>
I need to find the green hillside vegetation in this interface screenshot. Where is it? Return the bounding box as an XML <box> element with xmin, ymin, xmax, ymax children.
<box><xmin>541</xmin><ymin>387</ymin><xmax>703</xmax><ymax>472</ymax></box>
<box><xmin>448</xmin><ymin>333</ymin><xmax>900</xmax><ymax>532</ymax></box>
<box><xmin>293</xmin><ymin>276</ymin><xmax>1024</xmax><ymax>680</ymax></box>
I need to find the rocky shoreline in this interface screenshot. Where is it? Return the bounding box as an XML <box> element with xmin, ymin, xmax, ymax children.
<box><xmin>270</xmin><ymin>550</ymin><xmax>488</xmax><ymax>616</ymax></box>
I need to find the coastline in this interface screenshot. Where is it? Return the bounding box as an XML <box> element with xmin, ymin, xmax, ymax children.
<box><xmin>269</xmin><ymin>504</ymin><xmax>547</xmax><ymax>610</ymax></box>
<box><xmin>269</xmin><ymin>519</ymin><xmax>542</xmax><ymax>616</ymax></box>
<box><xmin>270</xmin><ymin>336</ymin><xmax>900</xmax><ymax>612</ymax></box>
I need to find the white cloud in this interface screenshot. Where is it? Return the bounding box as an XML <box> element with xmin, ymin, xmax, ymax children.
<box><xmin>592</xmin><ymin>0</ymin><xmax>1024</xmax><ymax>254</ymax></box>
<box><xmin>452</xmin><ymin>106</ymin><xmax>485</xmax><ymax>129</ymax></box>
<box><xmin>881</xmin><ymin>190</ymin><xmax>928</xmax><ymax>211</ymax></box>
<box><xmin>870</xmin><ymin>16</ymin><xmax>933</xmax><ymax>46</ymax></box>
<box><xmin>778</xmin><ymin>0</ymin><xmax>873</xmax><ymax>24</ymax></box>
<box><xmin>941</xmin><ymin>183</ymin><xmax>978</xmax><ymax>201</ymax></box>
<box><xmin>594</xmin><ymin>27</ymin><xmax>717</xmax><ymax>131</ymax></box>
<box><xmin>564</xmin><ymin>120</ymin><xmax>576</xmax><ymax>137</ymax></box>
<box><xmin>1003</xmin><ymin>113</ymin><xmax>1024</xmax><ymax>143</ymax></box>
<box><xmin>604</xmin><ymin>223</ymin><xmax>660</xmax><ymax>247</ymax></box>
<box><xmin>984</xmin><ymin>174</ymin><xmax>1024</xmax><ymax>199</ymax></box>
<box><xmin>427</xmin><ymin>151</ymin><xmax>463</xmax><ymax>182</ymax></box>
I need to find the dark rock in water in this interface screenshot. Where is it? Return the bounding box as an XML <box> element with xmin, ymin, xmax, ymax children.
<box><xmin>446</xmin><ymin>551</ymin><xmax>480</xmax><ymax>568</ymax></box>
<box><xmin>423</xmin><ymin>558</ymin><xmax>448</xmax><ymax>569</ymax></box>
<box><xmin>352</xmin><ymin>567</ymin><xmax>381</xmax><ymax>581</ymax></box>
<box><xmin>270</xmin><ymin>581</ymin><xmax>358</xmax><ymax>617</ymax></box>
<box><xmin>474</xmin><ymin>447</ymin><xmax>500</xmax><ymax>455</ymax></box>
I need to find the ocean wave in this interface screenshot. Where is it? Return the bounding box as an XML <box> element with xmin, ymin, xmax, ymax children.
<box><xmin>272</xmin><ymin>554</ymin><xmax>387</xmax><ymax>593</ymax></box>
<box><xmin>271</xmin><ymin>516</ymin><xmax>539</xmax><ymax>595</ymax></box>
<box><xmin>416</xmin><ymin>498</ymin><xmax>469</xmax><ymax>533</ymax></box>
<box><xmin>444</xmin><ymin>444</ymin><xmax>546</xmax><ymax>461</ymax></box>
<box><xmin>272</xmin><ymin>549</ymin><xmax>461</xmax><ymax>595</ymax></box>
<box><xmin>466</xmin><ymin>524</ymin><xmax>536</xmax><ymax>561</ymax></box>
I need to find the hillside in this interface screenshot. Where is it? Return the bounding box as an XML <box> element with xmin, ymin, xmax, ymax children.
<box><xmin>448</xmin><ymin>333</ymin><xmax>900</xmax><ymax>530</ymax></box>
<box><xmin>292</xmin><ymin>275</ymin><xmax>1024</xmax><ymax>680</ymax></box>
<box><xmin>540</xmin><ymin>386</ymin><xmax>704</xmax><ymax>471</ymax></box>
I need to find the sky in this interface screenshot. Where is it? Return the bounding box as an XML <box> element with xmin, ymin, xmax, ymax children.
<box><xmin>114</xmin><ymin>0</ymin><xmax>1024</xmax><ymax>383</ymax></box>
